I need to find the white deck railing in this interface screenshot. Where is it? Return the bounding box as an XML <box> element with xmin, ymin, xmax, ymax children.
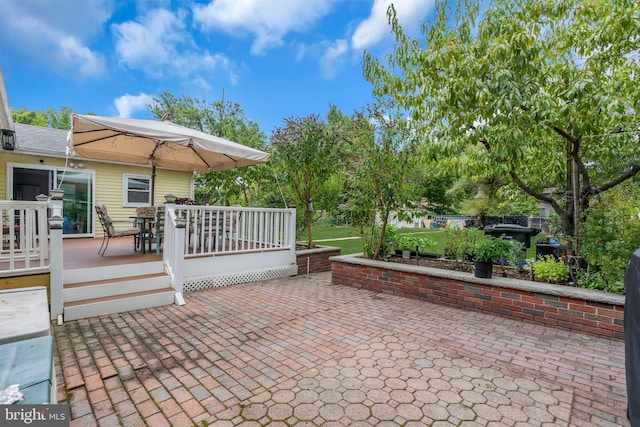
<box><xmin>162</xmin><ymin>205</ymin><xmax>297</xmax><ymax>296</ymax></box>
<box><xmin>0</xmin><ymin>201</ymin><xmax>50</xmax><ymax>273</ymax></box>
<box><xmin>174</xmin><ymin>205</ymin><xmax>296</xmax><ymax>256</ymax></box>
<box><xmin>0</xmin><ymin>201</ymin><xmax>296</xmax><ymax>315</ymax></box>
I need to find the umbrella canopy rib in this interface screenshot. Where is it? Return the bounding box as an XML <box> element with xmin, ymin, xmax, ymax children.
<box><xmin>189</xmin><ymin>140</ymin><xmax>238</xmax><ymax>170</ymax></box>
<box><xmin>148</xmin><ymin>140</ymin><xmax>163</xmax><ymax>164</ymax></box>
<box><xmin>73</xmin><ymin>130</ymin><xmax>143</xmax><ymax>147</ymax></box>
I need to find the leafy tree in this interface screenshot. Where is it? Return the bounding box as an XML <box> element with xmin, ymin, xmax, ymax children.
<box><xmin>578</xmin><ymin>180</ymin><xmax>640</xmax><ymax>294</ymax></box>
<box><xmin>364</xmin><ymin>0</ymin><xmax>640</xmax><ymax>256</ymax></box>
<box><xmin>343</xmin><ymin>99</ymin><xmax>419</xmax><ymax>259</ymax></box>
<box><xmin>11</xmin><ymin>108</ymin><xmax>47</xmax><ymax>127</ymax></box>
<box><xmin>46</xmin><ymin>107</ymin><xmax>73</xmax><ymax>130</ymax></box>
<box><xmin>317</xmin><ymin>175</ymin><xmax>345</xmax><ymax>220</ymax></box>
<box><xmin>270</xmin><ymin>114</ymin><xmax>341</xmax><ymax>248</ymax></box>
<box><xmin>409</xmin><ymin>158</ymin><xmax>476</xmax><ymax>215</ymax></box>
<box><xmin>460</xmin><ymin>178</ymin><xmax>539</xmax><ymax>217</ymax></box>
<box><xmin>149</xmin><ymin>91</ymin><xmax>270</xmax><ymax>206</ymax></box>
<box><xmin>12</xmin><ymin>106</ymin><xmax>73</xmax><ymax>129</ymax></box>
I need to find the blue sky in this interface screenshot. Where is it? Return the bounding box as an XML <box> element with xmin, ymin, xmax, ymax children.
<box><xmin>0</xmin><ymin>0</ymin><xmax>437</xmax><ymax>134</ymax></box>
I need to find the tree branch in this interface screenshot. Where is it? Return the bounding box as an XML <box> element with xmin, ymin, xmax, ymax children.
<box><xmin>594</xmin><ymin>164</ymin><xmax>640</xmax><ymax>194</ymax></box>
<box><xmin>509</xmin><ymin>170</ymin><xmax>564</xmax><ymax>214</ymax></box>
<box><xmin>550</xmin><ymin>125</ymin><xmax>578</xmax><ymax>144</ymax></box>
<box><xmin>569</xmin><ymin>137</ymin><xmax>592</xmax><ymax>192</ymax></box>
<box><xmin>479</xmin><ymin>137</ymin><xmax>491</xmax><ymax>153</ymax></box>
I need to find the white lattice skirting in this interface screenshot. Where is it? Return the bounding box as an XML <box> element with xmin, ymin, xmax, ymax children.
<box><xmin>183</xmin><ymin>265</ymin><xmax>299</xmax><ymax>292</ymax></box>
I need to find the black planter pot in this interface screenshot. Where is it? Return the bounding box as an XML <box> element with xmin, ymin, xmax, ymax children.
<box><xmin>473</xmin><ymin>260</ymin><xmax>493</xmax><ymax>278</ymax></box>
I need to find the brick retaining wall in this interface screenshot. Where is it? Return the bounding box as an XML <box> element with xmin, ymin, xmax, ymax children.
<box><xmin>331</xmin><ymin>254</ymin><xmax>625</xmax><ymax>340</ymax></box>
<box><xmin>296</xmin><ymin>246</ymin><xmax>341</xmax><ymax>274</ymax></box>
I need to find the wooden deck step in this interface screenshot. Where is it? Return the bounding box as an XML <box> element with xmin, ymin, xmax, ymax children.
<box><xmin>64</xmin><ymin>273</ymin><xmax>170</xmax><ymax>303</ymax></box>
<box><xmin>63</xmin><ymin>261</ymin><xmax>164</xmax><ymax>284</ymax></box>
<box><xmin>63</xmin><ymin>269</ymin><xmax>174</xmax><ymax>321</ymax></box>
<box><xmin>64</xmin><ymin>288</ymin><xmax>175</xmax><ymax>321</ymax></box>
<box><xmin>64</xmin><ymin>272</ymin><xmax>167</xmax><ymax>289</ymax></box>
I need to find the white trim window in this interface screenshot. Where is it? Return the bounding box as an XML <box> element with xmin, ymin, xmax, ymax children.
<box><xmin>123</xmin><ymin>174</ymin><xmax>151</xmax><ymax>206</ymax></box>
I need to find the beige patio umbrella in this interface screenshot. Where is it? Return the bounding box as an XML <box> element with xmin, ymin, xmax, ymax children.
<box><xmin>69</xmin><ymin>113</ymin><xmax>270</xmax><ymax>202</ymax></box>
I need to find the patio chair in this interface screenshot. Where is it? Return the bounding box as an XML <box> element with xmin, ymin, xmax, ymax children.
<box><xmin>223</xmin><ymin>205</ymin><xmax>241</xmax><ymax>241</ymax></box>
<box><xmin>2</xmin><ymin>210</ymin><xmax>21</xmax><ymax>249</ymax></box>
<box><xmin>95</xmin><ymin>203</ymin><xmax>141</xmax><ymax>256</ymax></box>
<box><xmin>199</xmin><ymin>207</ymin><xmax>240</xmax><ymax>249</ymax></box>
<box><xmin>134</xmin><ymin>206</ymin><xmax>157</xmax><ymax>253</ymax></box>
<box><xmin>2</xmin><ymin>225</ymin><xmax>20</xmax><ymax>249</ymax></box>
<box><xmin>135</xmin><ymin>206</ymin><xmax>156</xmax><ymax>217</ymax></box>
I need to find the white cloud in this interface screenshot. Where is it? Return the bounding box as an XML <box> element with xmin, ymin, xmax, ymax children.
<box><xmin>193</xmin><ymin>0</ymin><xmax>337</xmax><ymax>55</ymax></box>
<box><xmin>351</xmin><ymin>0</ymin><xmax>435</xmax><ymax>50</ymax></box>
<box><xmin>312</xmin><ymin>0</ymin><xmax>434</xmax><ymax>81</ymax></box>
<box><xmin>320</xmin><ymin>39</ymin><xmax>348</xmax><ymax>79</ymax></box>
<box><xmin>114</xmin><ymin>93</ymin><xmax>154</xmax><ymax>118</ymax></box>
<box><xmin>189</xmin><ymin>77</ymin><xmax>213</xmax><ymax>93</ymax></box>
<box><xmin>59</xmin><ymin>37</ymin><xmax>105</xmax><ymax>78</ymax></box>
<box><xmin>0</xmin><ymin>0</ymin><xmax>111</xmax><ymax>78</ymax></box>
<box><xmin>113</xmin><ymin>8</ymin><xmax>236</xmax><ymax>82</ymax></box>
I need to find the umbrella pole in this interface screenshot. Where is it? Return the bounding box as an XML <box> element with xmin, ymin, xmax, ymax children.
<box><xmin>151</xmin><ymin>164</ymin><xmax>156</xmax><ymax>206</ymax></box>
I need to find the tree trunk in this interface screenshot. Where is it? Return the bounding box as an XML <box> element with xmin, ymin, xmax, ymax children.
<box><xmin>305</xmin><ymin>190</ymin><xmax>314</xmax><ymax>248</ymax></box>
<box><xmin>372</xmin><ymin>216</ymin><xmax>389</xmax><ymax>260</ymax></box>
<box><xmin>560</xmin><ymin>208</ymin><xmax>576</xmax><ymax>255</ymax></box>
<box><xmin>306</xmin><ymin>211</ymin><xmax>314</xmax><ymax>249</ymax></box>
<box><xmin>243</xmin><ymin>187</ymin><xmax>249</xmax><ymax>206</ymax></box>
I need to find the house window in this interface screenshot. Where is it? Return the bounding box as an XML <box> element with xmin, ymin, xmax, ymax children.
<box><xmin>123</xmin><ymin>174</ymin><xmax>151</xmax><ymax>206</ymax></box>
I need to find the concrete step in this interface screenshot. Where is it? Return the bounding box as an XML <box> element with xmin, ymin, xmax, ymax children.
<box><xmin>64</xmin><ymin>273</ymin><xmax>170</xmax><ymax>302</ymax></box>
<box><xmin>64</xmin><ymin>288</ymin><xmax>175</xmax><ymax>321</ymax></box>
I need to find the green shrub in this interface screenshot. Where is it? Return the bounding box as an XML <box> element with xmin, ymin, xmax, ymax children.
<box><xmin>579</xmin><ymin>183</ymin><xmax>640</xmax><ymax>295</ymax></box>
<box><xmin>379</xmin><ymin>225</ymin><xmax>399</xmax><ymax>257</ymax></box>
<box><xmin>442</xmin><ymin>227</ymin><xmax>485</xmax><ymax>261</ymax></box>
<box><xmin>393</xmin><ymin>234</ymin><xmax>436</xmax><ymax>252</ymax></box>
<box><xmin>531</xmin><ymin>256</ymin><xmax>569</xmax><ymax>283</ymax></box>
<box><xmin>503</xmin><ymin>239</ymin><xmax>526</xmax><ymax>267</ymax></box>
<box><xmin>471</xmin><ymin>236</ymin><xmax>522</xmax><ymax>263</ymax></box>
<box><xmin>382</xmin><ymin>227</ymin><xmax>437</xmax><ymax>257</ymax></box>
<box><xmin>574</xmin><ymin>269</ymin><xmax>625</xmax><ymax>295</ymax></box>
<box><xmin>362</xmin><ymin>226</ymin><xmax>380</xmax><ymax>259</ymax></box>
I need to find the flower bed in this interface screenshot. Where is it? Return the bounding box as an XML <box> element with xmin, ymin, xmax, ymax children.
<box><xmin>330</xmin><ymin>254</ymin><xmax>625</xmax><ymax>340</ymax></box>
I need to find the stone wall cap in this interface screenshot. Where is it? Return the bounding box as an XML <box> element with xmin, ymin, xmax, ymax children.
<box><xmin>331</xmin><ymin>254</ymin><xmax>625</xmax><ymax>307</ymax></box>
<box><xmin>297</xmin><ymin>245</ymin><xmax>341</xmax><ymax>256</ymax></box>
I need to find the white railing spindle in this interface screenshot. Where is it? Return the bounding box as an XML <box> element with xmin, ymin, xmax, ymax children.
<box><xmin>0</xmin><ymin>201</ymin><xmax>50</xmax><ymax>275</ymax></box>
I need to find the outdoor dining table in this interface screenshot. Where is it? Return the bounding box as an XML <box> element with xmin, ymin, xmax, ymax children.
<box><xmin>130</xmin><ymin>215</ymin><xmax>155</xmax><ymax>254</ymax></box>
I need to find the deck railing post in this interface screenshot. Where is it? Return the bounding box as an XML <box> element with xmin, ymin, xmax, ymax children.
<box><xmin>287</xmin><ymin>208</ymin><xmax>297</xmax><ymax>264</ymax></box>
<box><xmin>172</xmin><ymin>216</ymin><xmax>186</xmax><ymax>305</ymax></box>
<box><xmin>48</xmin><ymin>216</ymin><xmax>64</xmax><ymax>321</ymax></box>
<box><xmin>162</xmin><ymin>203</ymin><xmax>174</xmax><ymax>264</ymax></box>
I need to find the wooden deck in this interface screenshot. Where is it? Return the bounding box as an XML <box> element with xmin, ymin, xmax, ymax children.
<box><xmin>1</xmin><ymin>237</ymin><xmax>160</xmax><ymax>275</ymax></box>
<box><xmin>63</xmin><ymin>237</ymin><xmax>161</xmax><ymax>269</ymax></box>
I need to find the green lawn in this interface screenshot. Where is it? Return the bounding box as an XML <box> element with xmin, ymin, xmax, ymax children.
<box><xmin>303</xmin><ymin>225</ymin><xmax>547</xmax><ymax>259</ymax></box>
<box><xmin>311</xmin><ymin>226</ymin><xmax>361</xmax><ymax>240</ymax></box>
<box><xmin>304</xmin><ymin>226</ymin><xmax>446</xmax><ymax>255</ymax></box>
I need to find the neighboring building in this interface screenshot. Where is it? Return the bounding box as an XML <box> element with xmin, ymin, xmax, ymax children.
<box><xmin>1</xmin><ymin>122</ymin><xmax>194</xmax><ymax>238</ymax></box>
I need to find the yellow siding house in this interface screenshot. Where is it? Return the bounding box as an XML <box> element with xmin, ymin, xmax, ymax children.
<box><xmin>1</xmin><ymin>123</ymin><xmax>194</xmax><ymax>238</ymax></box>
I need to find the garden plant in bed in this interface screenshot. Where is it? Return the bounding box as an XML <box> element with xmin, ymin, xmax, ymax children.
<box><xmin>383</xmin><ymin>226</ymin><xmax>573</xmax><ymax>285</ymax></box>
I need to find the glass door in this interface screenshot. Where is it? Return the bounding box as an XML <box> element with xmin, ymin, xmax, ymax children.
<box><xmin>57</xmin><ymin>170</ymin><xmax>94</xmax><ymax>236</ymax></box>
<box><xmin>12</xmin><ymin>167</ymin><xmax>52</xmax><ymax>201</ymax></box>
<box><xmin>11</xmin><ymin>165</ymin><xmax>94</xmax><ymax>237</ymax></box>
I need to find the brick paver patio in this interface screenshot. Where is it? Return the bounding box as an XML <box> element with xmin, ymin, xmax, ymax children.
<box><xmin>54</xmin><ymin>272</ymin><xmax>628</xmax><ymax>426</ymax></box>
